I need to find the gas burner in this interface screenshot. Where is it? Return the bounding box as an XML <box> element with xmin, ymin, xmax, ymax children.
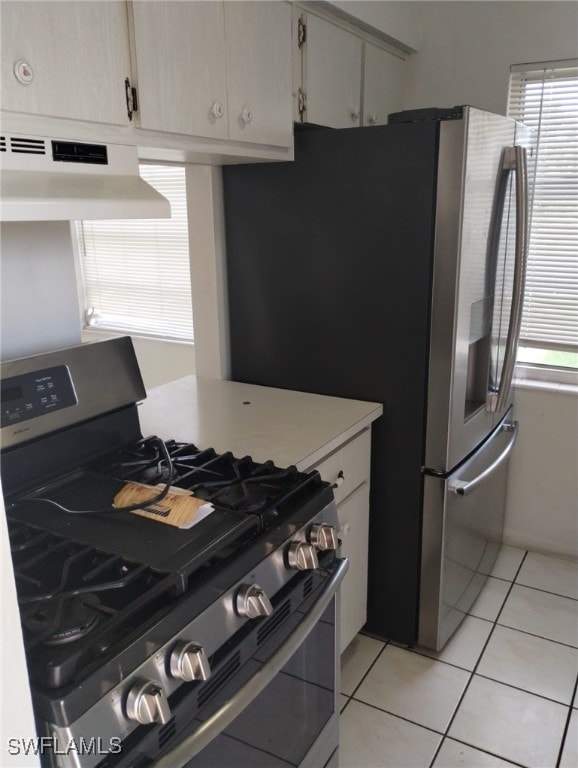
<box><xmin>208</xmin><ymin>483</ymin><xmax>269</xmax><ymax>513</ymax></box>
<box><xmin>140</xmin><ymin>465</ymin><xmax>172</xmax><ymax>484</ymax></box>
<box><xmin>89</xmin><ymin>438</ymin><xmax>175</xmax><ymax>483</ymax></box>
<box><xmin>24</xmin><ymin>594</ymin><xmax>103</xmax><ymax>646</ymax></box>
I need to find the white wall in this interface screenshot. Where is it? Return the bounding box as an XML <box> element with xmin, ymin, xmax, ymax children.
<box><xmin>0</xmin><ymin>222</ymin><xmax>82</xmax><ymax>360</ymax></box>
<box><xmin>404</xmin><ymin>1</ymin><xmax>578</xmax><ymax>114</ymax></box>
<box><xmin>328</xmin><ymin>1</ymin><xmax>420</xmax><ymax>50</ymax></box>
<box><xmin>82</xmin><ymin>329</ymin><xmax>195</xmax><ymax>391</ymax></box>
<box><xmin>0</xmin><ymin>221</ymin><xmax>196</xmax><ymax>385</ymax></box>
<box><xmin>505</xmin><ymin>385</ymin><xmax>578</xmax><ymax>559</ymax></box>
<box><xmin>187</xmin><ymin>165</ymin><xmax>230</xmax><ymax>380</ymax></box>
<box><xmin>332</xmin><ymin>1</ymin><xmax>578</xmax><ymax>115</ymax></box>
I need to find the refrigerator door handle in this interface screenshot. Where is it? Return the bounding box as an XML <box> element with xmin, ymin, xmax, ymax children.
<box><xmin>448</xmin><ymin>420</ymin><xmax>518</xmax><ymax>496</ymax></box>
<box><xmin>486</xmin><ymin>145</ymin><xmax>529</xmax><ymax>413</ymax></box>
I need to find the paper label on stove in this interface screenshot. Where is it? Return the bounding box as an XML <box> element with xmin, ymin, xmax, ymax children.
<box><xmin>114</xmin><ymin>482</ymin><xmax>214</xmax><ymax>529</ymax></box>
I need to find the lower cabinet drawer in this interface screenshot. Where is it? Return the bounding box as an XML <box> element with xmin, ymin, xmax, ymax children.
<box><xmin>309</xmin><ymin>428</ymin><xmax>371</xmax><ymax>506</ymax></box>
<box><xmin>337</xmin><ymin>481</ymin><xmax>370</xmax><ymax>653</ymax></box>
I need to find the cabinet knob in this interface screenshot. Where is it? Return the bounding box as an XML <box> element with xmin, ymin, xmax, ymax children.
<box><xmin>210</xmin><ymin>101</ymin><xmax>225</xmax><ymax>119</ymax></box>
<box><xmin>332</xmin><ymin>470</ymin><xmax>345</xmax><ymax>489</ymax></box>
<box><xmin>368</xmin><ymin>113</ymin><xmax>378</xmax><ymax>125</ymax></box>
<box><xmin>241</xmin><ymin>106</ymin><xmax>253</xmax><ymax>124</ymax></box>
<box><xmin>350</xmin><ymin>106</ymin><xmax>360</xmax><ymax>121</ymax></box>
<box><xmin>14</xmin><ymin>60</ymin><xmax>34</xmax><ymax>85</ymax></box>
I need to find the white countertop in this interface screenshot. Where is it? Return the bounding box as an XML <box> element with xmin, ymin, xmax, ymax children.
<box><xmin>138</xmin><ymin>376</ymin><xmax>382</xmax><ymax>471</ymax></box>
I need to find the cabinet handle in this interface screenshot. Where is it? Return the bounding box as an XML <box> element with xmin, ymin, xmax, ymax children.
<box><xmin>125</xmin><ymin>77</ymin><xmax>138</xmax><ymax>121</ymax></box>
<box><xmin>241</xmin><ymin>107</ymin><xmax>253</xmax><ymax>124</ymax></box>
<box><xmin>210</xmin><ymin>101</ymin><xmax>225</xmax><ymax>120</ymax></box>
<box><xmin>350</xmin><ymin>106</ymin><xmax>360</xmax><ymax>122</ymax></box>
<box><xmin>332</xmin><ymin>470</ymin><xmax>345</xmax><ymax>489</ymax></box>
<box><xmin>368</xmin><ymin>113</ymin><xmax>378</xmax><ymax>125</ymax></box>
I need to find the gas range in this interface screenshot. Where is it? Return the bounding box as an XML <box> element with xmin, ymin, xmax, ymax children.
<box><xmin>1</xmin><ymin>339</ymin><xmax>345</xmax><ymax>768</ymax></box>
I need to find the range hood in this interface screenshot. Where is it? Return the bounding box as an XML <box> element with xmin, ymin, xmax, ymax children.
<box><xmin>0</xmin><ymin>134</ymin><xmax>171</xmax><ymax>221</ymax></box>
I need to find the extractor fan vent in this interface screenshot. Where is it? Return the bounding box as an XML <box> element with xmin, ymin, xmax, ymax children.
<box><xmin>9</xmin><ymin>136</ymin><xmax>46</xmax><ymax>154</ymax></box>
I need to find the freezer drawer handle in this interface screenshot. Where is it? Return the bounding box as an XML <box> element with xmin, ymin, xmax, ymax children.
<box><xmin>448</xmin><ymin>421</ymin><xmax>518</xmax><ymax>497</ymax></box>
<box><xmin>152</xmin><ymin>557</ymin><xmax>349</xmax><ymax>768</ymax></box>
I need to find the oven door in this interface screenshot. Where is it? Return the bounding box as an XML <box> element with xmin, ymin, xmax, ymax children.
<box><xmin>115</xmin><ymin>557</ymin><xmax>347</xmax><ymax>768</ymax></box>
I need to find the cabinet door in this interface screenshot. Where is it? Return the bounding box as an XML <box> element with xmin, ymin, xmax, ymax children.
<box><xmin>304</xmin><ymin>428</ymin><xmax>371</xmax><ymax>652</ymax></box>
<box><xmin>362</xmin><ymin>41</ymin><xmax>406</xmax><ymax>127</ymax></box>
<box><xmin>225</xmin><ymin>1</ymin><xmax>292</xmax><ymax>147</ymax></box>
<box><xmin>1</xmin><ymin>0</ymin><xmax>131</xmax><ymax>126</ymax></box>
<box><xmin>304</xmin><ymin>14</ymin><xmax>362</xmax><ymax>129</ymax></box>
<box><xmin>132</xmin><ymin>0</ymin><xmax>228</xmax><ymax>140</ymax></box>
<box><xmin>338</xmin><ymin>482</ymin><xmax>370</xmax><ymax>652</ymax></box>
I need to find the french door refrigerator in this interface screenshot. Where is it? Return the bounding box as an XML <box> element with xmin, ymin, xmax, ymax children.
<box><xmin>222</xmin><ymin>106</ymin><xmax>535</xmax><ymax>650</ymax></box>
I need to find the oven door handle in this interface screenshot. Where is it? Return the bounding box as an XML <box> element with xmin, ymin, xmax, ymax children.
<box><xmin>153</xmin><ymin>557</ymin><xmax>349</xmax><ymax>768</ymax></box>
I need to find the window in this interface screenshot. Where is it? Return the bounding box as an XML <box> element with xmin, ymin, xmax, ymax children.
<box><xmin>508</xmin><ymin>60</ymin><xmax>578</xmax><ymax>372</ymax></box>
<box><xmin>76</xmin><ymin>164</ymin><xmax>194</xmax><ymax>342</ymax></box>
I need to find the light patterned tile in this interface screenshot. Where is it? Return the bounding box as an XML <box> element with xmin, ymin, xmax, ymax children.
<box><xmin>490</xmin><ymin>545</ymin><xmax>526</xmax><ymax>582</ymax></box>
<box><xmin>516</xmin><ymin>551</ymin><xmax>578</xmax><ymax>600</ymax></box>
<box><xmin>415</xmin><ymin>615</ymin><xmax>493</xmax><ymax>671</ymax></box>
<box><xmin>499</xmin><ymin>584</ymin><xmax>578</xmax><ymax>647</ymax></box>
<box><xmin>477</xmin><ymin>625</ymin><xmax>578</xmax><ymax>704</ymax></box>
<box><xmin>560</xmin><ymin>708</ymin><xmax>578</xmax><ymax>768</ymax></box>
<box><xmin>340</xmin><ymin>633</ymin><xmax>385</xmax><ymax>695</ymax></box>
<box><xmin>467</xmin><ymin>576</ymin><xmax>511</xmax><ymax>622</ymax></box>
<box><xmin>340</xmin><ymin>694</ymin><xmax>349</xmax><ymax>712</ymax></box>
<box><xmin>449</xmin><ymin>676</ymin><xmax>568</xmax><ymax>767</ymax></box>
<box><xmin>354</xmin><ymin>644</ymin><xmax>469</xmax><ymax>732</ymax></box>
<box><xmin>340</xmin><ymin>699</ymin><xmax>441</xmax><ymax>768</ymax></box>
<box><xmin>433</xmin><ymin>738</ymin><xmax>518</xmax><ymax>767</ymax></box>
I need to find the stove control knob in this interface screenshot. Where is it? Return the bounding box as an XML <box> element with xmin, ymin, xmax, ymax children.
<box><xmin>126</xmin><ymin>679</ymin><xmax>171</xmax><ymax>725</ymax></box>
<box><xmin>309</xmin><ymin>523</ymin><xmax>338</xmax><ymax>551</ymax></box>
<box><xmin>288</xmin><ymin>541</ymin><xmax>319</xmax><ymax>570</ymax></box>
<box><xmin>236</xmin><ymin>584</ymin><xmax>273</xmax><ymax>619</ymax></box>
<box><xmin>169</xmin><ymin>641</ymin><xmax>211</xmax><ymax>682</ymax></box>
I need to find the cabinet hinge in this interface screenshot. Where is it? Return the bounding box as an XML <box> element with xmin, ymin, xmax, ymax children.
<box><xmin>125</xmin><ymin>77</ymin><xmax>138</xmax><ymax>122</ymax></box>
<box><xmin>298</xmin><ymin>87</ymin><xmax>307</xmax><ymax>122</ymax></box>
<box><xmin>297</xmin><ymin>15</ymin><xmax>306</xmax><ymax>48</ymax></box>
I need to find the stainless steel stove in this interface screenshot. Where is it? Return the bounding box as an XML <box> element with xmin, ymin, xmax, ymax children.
<box><xmin>1</xmin><ymin>338</ymin><xmax>346</xmax><ymax>768</ymax></box>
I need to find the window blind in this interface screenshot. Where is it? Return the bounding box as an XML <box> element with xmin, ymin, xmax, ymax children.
<box><xmin>508</xmin><ymin>61</ymin><xmax>578</xmax><ymax>358</ymax></box>
<box><xmin>77</xmin><ymin>165</ymin><xmax>194</xmax><ymax>342</ymax></box>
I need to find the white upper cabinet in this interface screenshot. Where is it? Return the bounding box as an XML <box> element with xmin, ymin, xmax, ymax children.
<box><xmin>131</xmin><ymin>0</ymin><xmax>292</xmax><ymax>148</ymax></box>
<box><xmin>224</xmin><ymin>2</ymin><xmax>292</xmax><ymax>147</ymax></box>
<box><xmin>131</xmin><ymin>1</ymin><xmax>229</xmax><ymax>140</ymax></box>
<box><xmin>303</xmin><ymin>13</ymin><xmax>363</xmax><ymax>129</ymax></box>
<box><xmin>1</xmin><ymin>0</ymin><xmax>131</xmax><ymax>126</ymax></box>
<box><xmin>294</xmin><ymin>9</ymin><xmax>407</xmax><ymax>131</ymax></box>
<box><xmin>362</xmin><ymin>41</ymin><xmax>406</xmax><ymax>127</ymax></box>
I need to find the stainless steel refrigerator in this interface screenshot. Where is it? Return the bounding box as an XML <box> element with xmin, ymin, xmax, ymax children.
<box><xmin>222</xmin><ymin>106</ymin><xmax>535</xmax><ymax>650</ymax></box>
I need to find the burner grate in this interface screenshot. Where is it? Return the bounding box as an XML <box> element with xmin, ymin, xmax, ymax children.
<box><xmin>4</xmin><ymin>434</ymin><xmax>329</xmax><ymax>709</ymax></box>
<box><xmin>7</xmin><ymin>517</ymin><xmax>181</xmax><ymax>688</ymax></box>
<box><xmin>91</xmin><ymin>437</ymin><xmax>321</xmax><ymax>525</ymax></box>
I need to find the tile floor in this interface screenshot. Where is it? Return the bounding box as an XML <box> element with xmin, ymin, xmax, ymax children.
<box><xmin>340</xmin><ymin>546</ymin><xmax>578</xmax><ymax>768</ymax></box>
